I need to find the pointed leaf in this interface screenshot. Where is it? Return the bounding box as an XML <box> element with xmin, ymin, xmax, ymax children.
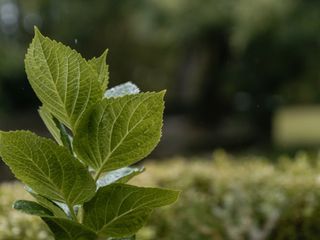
<box><xmin>109</xmin><ymin>236</ymin><xmax>135</xmax><ymax>240</ymax></box>
<box><xmin>39</xmin><ymin>106</ymin><xmax>73</xmax><ymax>152</ymax></box>
<box><xmin>53</xmin><ymin>202</ymin><xmax>73</xmax><ymax>217</ymax></box>
<box><xmin>89</xmin><ymin>50</ymin><xmax>109</xmax><ymax>92</ymax></box>
<box><xmin>105</xmin><ymin>82</ymin><xmax>140</xmax><ymax>98</ymax></box>
<box><xmin>13</xmin><ymin>200</ymin><xmax>53</xmax><ymax>217</ymax></box>
<box><xmin>27</xmin><ymin>189</ymin><xmax>68</xmax><ymax>218</ymax></box>
<box><xmin>25</xmin><ymin>28</ymin><xmax>102</xmax><ymax>131</ymax></box>
<box><xmin>0</xmin><ymin>131</ymin><xmax>96</xmax><ymax>205</ymax></box>
<box><xmin>39</xmin><ymin>106</ymin><xmax>63</xmax><ymax>145</ymax></box>
<box><xmin>83</xmin><ymin>183</ymin><xmax>180</xmax><ymax>238</ymax></box>
<box><xmin>43</xmin><ymin>217</ymin><xmax>97</xmax><ymax>240</ymax></box>
<box><xmin>97</xmin><ymin>166</ymin><xmax>144</xmax><ymax>188</ymax></box>
<box><xmin>74</xmin><ymin>92</ymin><xmax>165</xmax><ymax>174</ymax></box>
<box><xmin>54</xmin><ymin>119</ymin><xmax>73</xmax><ymax>153</ymax></box>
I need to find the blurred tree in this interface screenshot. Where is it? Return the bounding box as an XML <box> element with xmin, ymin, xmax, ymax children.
<box><xmin>0</xmin><ymin>0</ymin><xmax>320</xmax><ymax>147</ymax></box>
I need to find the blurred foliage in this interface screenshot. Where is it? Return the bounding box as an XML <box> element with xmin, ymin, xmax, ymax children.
<box><xmin>133</xmin><ymin>150</ymin><xmax>320</xmax><ymax>239</ymax></box>
<box><xmin>273</xmin><ymin>106</ymin><xmax>320</xmax><ymax>147</ymax></box>
<box><xmin>3</xmin><ymin>150</ymin><xmax>320</xmax><ymax>239</ymax></box>
<box><xmin>0</xmin><ymin>182</ymin><xmax>53</xmax><ymax>240</ymax></box>
<box><xmin>0</xmin><ymin>0</ymin><xmax>320</xmax><ymax>120</ymax></box>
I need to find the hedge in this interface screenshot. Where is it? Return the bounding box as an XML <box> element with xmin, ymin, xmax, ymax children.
<box><xmin>1</xmin><ymin>150</ymin><xmax>320</xmax><ymax>239</ymax></box>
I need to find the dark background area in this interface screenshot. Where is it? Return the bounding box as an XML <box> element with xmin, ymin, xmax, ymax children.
<box><xmin>1</xmin><ymin>0</ymin><xmax>320</xmax><ymax>181</ymax></box>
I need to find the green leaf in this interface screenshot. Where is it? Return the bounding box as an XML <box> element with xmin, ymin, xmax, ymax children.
<box><xmin>83</xmin><ymin>183</ymin><xmax>180</xmax><ymax>238</ymax></box>
<box><xmin>13</xmin><ymin>200</ymin><xmax>53</xmax><ymax>217</ymax></box>
<box><xmin>97</xmin><ymin>166</ymin><xmax>144</xmax><ymax>187</ymax></box>
<box><xmin>39</xmin><ymin>106</ymin><xmax>73</xmax><ymax>152</ymax></box>
<box><xmin>0</xmin><ymin>131</ymin><xmax>96</xmax><ymax>206</ymax></box>
<box><xmin>108</xmin><ymin>236</ymin><xmax>135</xmax><ymax>240</ymax></box>
<box><xmin>88</xmin><ymin>50</ymin><xmax>109</xmax><ymax>92</ymax></box>
<box><xmin>105</xmin><ymin>82</ymin><xmax>140</xmax><ymax>98</ymax></box>
<box><xmin>53</xmin><ymin>118</ymin><xmax>73</xmax><ymax>153</ymax></box>
<box><xmin>74</xmin><ymin>92</ymin><xmax>165</xmax><ymax>175</ymax></box>
<box><xmin>26</xmin><ymin>187</ymin><xmax>68</xmax><ymax>218</ymax></box>
<box><xmin>39</xmin><ymin>106</ymin><xmax>63</xmax><ymax>145</ymax></box>
<box><xmin>53</xmin><ymin>202</ymin><xmax>74</xmax><ymax>218</ymax></box>
<box><xmin>43</xmin><ymin>217</ymin><xmax>97</xmax><ymax>240</ymax></box>
<box><xmin>25</xmin><ymin>27</ymin><xmax>102</xmax><ymax>131</ymax></box>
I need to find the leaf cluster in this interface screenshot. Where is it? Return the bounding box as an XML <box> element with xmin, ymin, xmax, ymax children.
<box><xmin>0</xmin><ymin>27</ymin><xmax>179</xmax><ymax>240</ymax></box>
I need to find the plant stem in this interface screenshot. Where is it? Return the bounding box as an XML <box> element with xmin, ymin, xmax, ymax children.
<box><xmin>67</xmin><ymin>203</ymin><xmax>78</xmax><ymax>222</ymax></box>
<box><xmin>78</xmin><ymin>206</ymin><xmax>84</xmax><ymax>223</ymax></box>
<box><xmin>94</xmin><ymin>168</ymin><xmax>103</xmax><ymax>182</ymax></box>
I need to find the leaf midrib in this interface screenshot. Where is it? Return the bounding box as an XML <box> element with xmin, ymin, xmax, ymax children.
<box><xmin>36</xmin><ymin>36</ymin><xmax>73</xmax><ymax>128</ymax></box>
<box><xmin>96</xmin><ymin>188</ymin><xmax>174</xmax><ymax>233</ymax></box>
<box><xmin>8</xmin><ymin>138</ymin><xmax>73</xmax><ymax>204</ymax></box>
<box><xmin>36</xmin><ymin>35</ymin><xmax>97</xmax><ymax>131</ymax></box>
<box><xmin>96</xmin><ymin>95</ymin><xmax>155</xmax><ymax>175</ymax></box>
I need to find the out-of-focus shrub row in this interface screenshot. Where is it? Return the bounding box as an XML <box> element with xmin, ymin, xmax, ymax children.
<box><xmin>133</xmin><ymin>150</ymin><xmax>320</xmax><ymax>240</ymax></box>
<box><xmin>2</xmin><ymin>150</ymin><xmax>320</xmax><ymax>239</ymax></box>
<box><xmin>0</xmin><ymin>183</ymin><xmax>53</xmax><ymax>240</ymax></box>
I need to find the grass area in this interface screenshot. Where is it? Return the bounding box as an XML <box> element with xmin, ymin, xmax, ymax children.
<box><xmin>2</xmin><ymin>150</ymin><xmax>320</xmax><ymax>239</ymax></box>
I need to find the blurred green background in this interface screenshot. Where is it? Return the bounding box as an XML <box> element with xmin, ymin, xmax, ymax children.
<box><xmin>1</xmin><ymin>0</ymin><xmax>320</xmax><ymax>239</ymax></box>
<box><xmin>0</xmin><ymin>0</ymin><xmax>320</xmax><ymax>156</ymax></box>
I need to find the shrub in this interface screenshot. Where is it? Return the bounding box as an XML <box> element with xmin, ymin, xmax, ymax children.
<box><xmin>2</xmin><ymin>150</ymin><xmax>320</xmax><ymax>239</ymax></box>
<box><xmin>0</xmin><ymin>182</ymin><xmax>53</xmax><ymax>240</ymax></box>
<box><xmin>133</xmin><ymin>150</ymin><xmax>320</xmax><ymax>240</ymax></box>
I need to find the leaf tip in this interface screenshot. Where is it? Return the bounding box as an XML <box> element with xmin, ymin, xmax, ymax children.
<box><xmin>159</xmin><ymin>89</ymin><xmax>167</xmax><ymax>98</ymax></box>
<box><xmin>12</xmin><ymin>200</ymin><xmax>24</xmax><ymax>211</ymax></box>
<box><xmin>174</xmin><ymin>189</ymin><xmax>181</xmax><ymax>201</ymax></box>
<box><xmin>34</xmin><ymin>26</ymin><xmax>40</xmax><ymax>35</ymax></box>
<box><xmin>102</xmin><ymin>49</ymin><xmax>109</xmax><ymax>58</ymax></box>
<box><xmin>33</xmin><ymin>26</ymin><xmax>45</xmax><ymax>41</ymax></box>
<box><xmin>165</xmin><ymin>189</ymin><xmax>181</xmax><ymax>205</ymax></box>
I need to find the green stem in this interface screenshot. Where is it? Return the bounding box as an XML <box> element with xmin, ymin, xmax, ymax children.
<box><xmin>94</xmin><ymin>168</ymin><xmax>103</xmax><ymax>182</ymax></box>
<box><xmin>78</xmin><ymin>206</ymin><xmax>84</xmax><ymax>223</ymax></box>
<box><xmin>67</xmin><ymin>203</ymin><xmax>78</xmax><ymax>222</ymax></box>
